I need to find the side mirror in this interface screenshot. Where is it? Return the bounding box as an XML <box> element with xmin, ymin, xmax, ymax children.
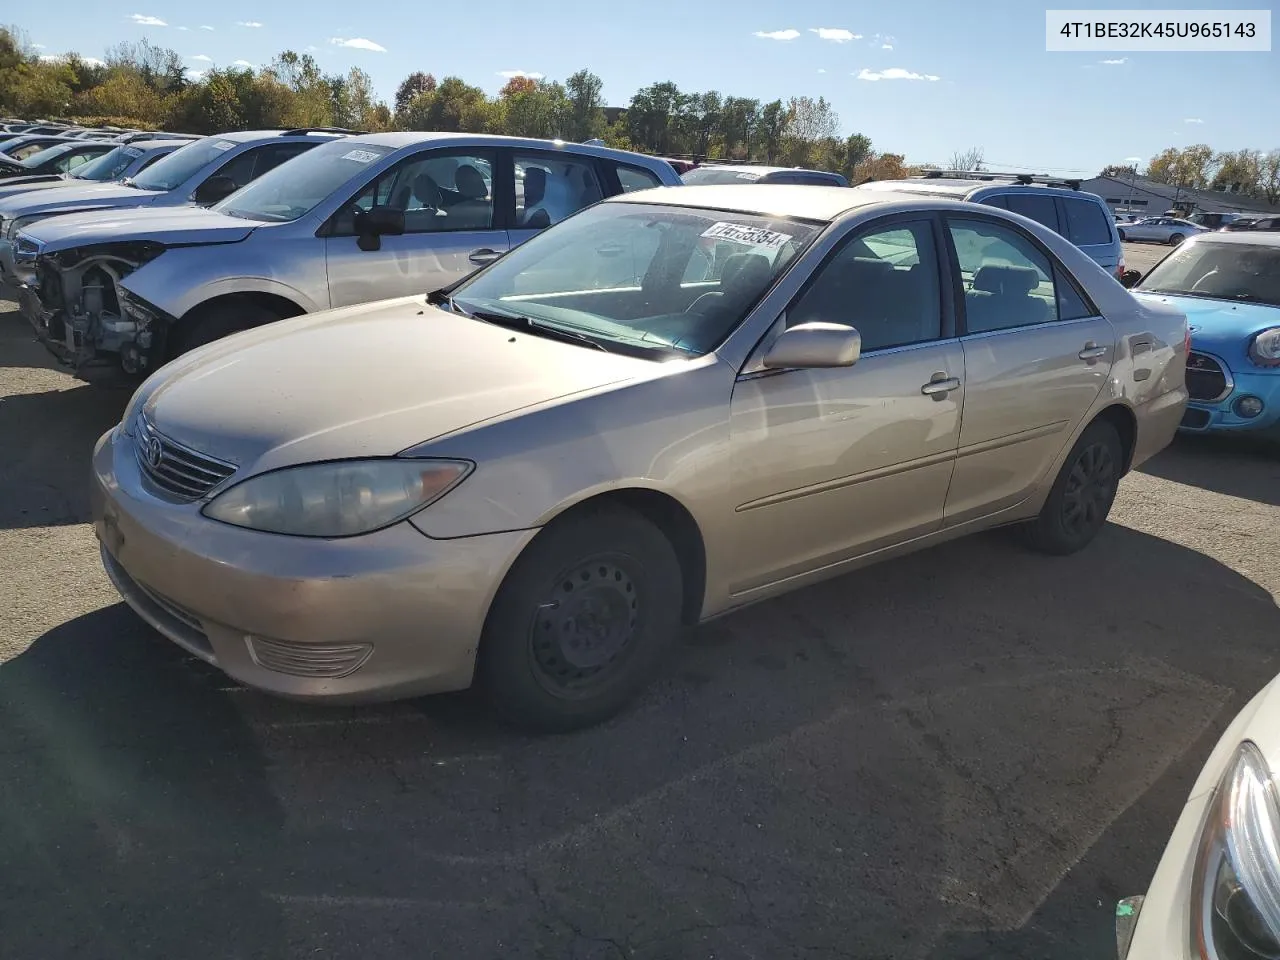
<box><xmin>354</xmin><ymin>205</ymin><xmax>405</xmax><ymax>251</ymax></box>
<box><xmin>194</xmin><ymin>175</ymin><xmax>238</xmax><ymax>205</ymax></box>
<box><xmin>762</xmin><ymin>321</ymin><xmax>862</xmax><ymax>370</ymax></box>
<box><xmin>1120</xmin><ymin>269</ymin><xmax>1141</xmax><ymax>289</ymax></box>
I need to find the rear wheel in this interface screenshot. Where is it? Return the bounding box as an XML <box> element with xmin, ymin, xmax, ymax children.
<box><xmin>1025</xmin><ymin>419</ymin><xmax>1123</xmax><ymax>556</ymax></box>
<box><xmin>1169</xmin><ymin>233</ymin><xmax>1185</xmax><ymax>246</ymax></box>
<box><xmin>477</xmin><ymin>504</ymin><xmax>683</xmax><ymax>733</ymax></box>
<box><xmin>171</xmin><ymin>301</ymin><xmax>281</xmax><ymax>357</ymax></box>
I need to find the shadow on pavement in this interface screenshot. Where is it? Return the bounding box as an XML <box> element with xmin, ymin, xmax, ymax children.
<box><xmin>0</xmin><ymin>384</ymin><xmax>129</xmax><ymax>529</ymax></box>
<box><xmin>1138</xmin><ymin>432</ymin><xmax>1280</xmax><ymax>507</ymax></box>
<box><xmin>0</xmin><ymin>604</ymin><xmax>287</xmax><ymax>959</ymax></box>
<box><xmin>2</xmin><ymin>518</ymin><xmax>1276</xmax><ymax>958</ymax></box>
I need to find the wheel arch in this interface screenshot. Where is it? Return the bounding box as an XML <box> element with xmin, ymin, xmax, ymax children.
<box><xmin>1092</xmin><ymin>403</ymin><xmax>1138</xmax><ymax>474</ymax></box>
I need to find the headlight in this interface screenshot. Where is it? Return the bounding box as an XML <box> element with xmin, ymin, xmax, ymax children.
<box><xmin>1249</xmin><ymin>328</ymin><xmax>1280</xmax><ymax>369</ymax></box>
<box><xmin>201</xmin><ymin>458</ymin><xmax>473</xmax><ymax>537</ymax></box>
<box><xmin>1191</xmin><ymin>741</ymin><xmax>1280</xmax><ymax>960</ymax></box>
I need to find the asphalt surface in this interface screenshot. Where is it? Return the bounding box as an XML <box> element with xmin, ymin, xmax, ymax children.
<box><xmin>3</xmin><ymin>249</ymin><xmax>1278</xmax><ymax>959</ymax></box>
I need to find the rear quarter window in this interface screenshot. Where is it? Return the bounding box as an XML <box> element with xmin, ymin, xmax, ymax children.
<box><xmin>1004</xmin><ymin>193</ymin><xmax>1062</xmax><ymax>234</ymax></box>
<box><xmin>1063</xmin><ymin>197</ymin><xmax>1114</xmax><ymax>246</ymax></box>
<box><xmin>977</xmin><ymin>194</ymin><xmax>1008</xmax><ymax>209</ymax></box>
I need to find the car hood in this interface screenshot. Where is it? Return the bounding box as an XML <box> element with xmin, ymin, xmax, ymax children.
<box><xmin>1133</xmin><ymin>292</ymin><xmax>1280</xmax><ymax>352</ymax></box>
<box><xmin>141</xmin><ymin>296</ymin><xmax>656</xmax><ymax>473</ymax></box>
<box><xmin>0</xmin><ymin>181</ymin><xmax>156</xmax><ymax>221</ymax></box>
<box><xmin>0</xmin><ymin>174</ymin><xmax>67</xmax><ymax>198</ymax></box>
<box><xmin>23</xmin><ymin>205</ymin><xmax>256</xmax><ymax>252</ymax></box>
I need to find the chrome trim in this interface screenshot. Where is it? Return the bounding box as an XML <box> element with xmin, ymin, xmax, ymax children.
<box><xmin>133</xmin><ymin>413</ymin><xmax>238</xmax><ymax>502</ymax></box>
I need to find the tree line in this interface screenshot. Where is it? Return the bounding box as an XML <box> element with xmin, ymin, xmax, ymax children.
<box><xmin>0</xmin><ymin>25</ymin><xmax>912</xmax><ymax>182</ymax></box>
<box><xmin>1101</xmin><ymin>144</ymin><xmax>1280</xmax><ymax>206</ymax></box>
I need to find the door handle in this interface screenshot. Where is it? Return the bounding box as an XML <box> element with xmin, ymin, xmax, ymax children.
<box><xmin>468</xmin><ymin>248</ymin><xmax>502</xmax><ymax>265</ymax></box>
<box><xmin>1079</xmin><ymin>342</ymin><xmax>1108</xmax><ymax>362</ymax></box>
<box><xmin>920</xmin><ymin>373</ymin><xmax>961</xmax><ymax>399</ymax></box>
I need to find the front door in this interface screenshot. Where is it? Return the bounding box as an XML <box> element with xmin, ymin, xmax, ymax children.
<box><xmin>941</xmin><ymin>215</ymin><xmax>1114</xmax><ymax>525</ymax></box>
<box><xmin>324</xmin><ymin>147</ymin><xmax>509</xmax><ymax>309</ymax></box>
<box><xmin>727</xmin><ymin>216</ymin><xmax>963</xmax><ymax>596</ymax></box>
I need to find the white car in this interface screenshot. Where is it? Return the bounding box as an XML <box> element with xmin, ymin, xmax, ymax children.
<box><xmin>1118</xmin><ymin>670</ymin><xmax>1280</xmax><ymax>959</ymax></box>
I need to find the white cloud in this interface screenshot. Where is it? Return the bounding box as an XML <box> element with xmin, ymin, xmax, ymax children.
<box><xmin>753</xmin><ymin>29</ymin><xmax>800</xmax><ymax>40</ymax></box>
<box><xmin>1100</xmin><ymin>57</ymin><xmax>1127</xmax><ymax>64</ymax></box>
<box><xmin>498</xmin><ymin>69</ymin><xmax>544</xmax><ymax>79</ymax></box>
<box><xmin>185</xmin><ymin>68</ymin><xmax>205</xmax><ymax>80</ymax></box>
<box><xmin>882</xmin><ymin>43</ymin><xmax>893</xmax><ymax>49</ymax></box>
<box><xmin>810</xmin><ymin>27</ymin><xmax>860</xmax><ymax>42</ymax></box>
<box><xmin>177</xmin><ymin>25</ymin><xmax>189</xmax><ymax>31</ymax></box>
<box><xmin>200</xmin><ymin>24</ymin><xmax>214</xmax><ymax>30</ymax></box>
<box><xmin>38</xmin><ymin>54</ymin><xmax>58</xmax><ymax>62</ymax></box>
<box><xmin>1184</xmin><ymin>117</ymin><xmax>1204</xmax><ymax>123</ymax></box>
<box><xmin>305</xmin><ymin>44</ymin><xmax>319</xmax><ymax>52</ymax></box>
<box><xmin>236</xmin><ymin>21</ymin><xmax>263</xmax><ymax>27</ymax></box>
<box><xmin>32</xmin><ymin>43</ymin><xmax>45</xmax><ymax>49</ymax></box>
<box><xmin>328</xmin><ymin>37</ymin><xmax>387</xmax><ymax>52</ymax></box>
<box><xmin>130</xmin><ymin>13</ymin><xmax>167</xmax><ymax>26</ymax></box>
<box><xmin>856</xmin><ymin>67</ymin><xmax>940</xmax><ymax>81</ymax></box>
<box><xmin>83</xmin><ymin>57</ymin><xmax>105</xmax><ymax>67</ymax></box>
<box><xmin>232</xmin><ymin>59</ymin><xmax>254</xmax><ymax>67</ymax></box>
<box><xmin>191</xmin><ymin>54</ymin><xmax>213</xmax><ymax>61</ymax></box>
<box><xmin>817</xmin><ymin>68</ymin><xmax>826</xmax><ymax>73</ymax></box>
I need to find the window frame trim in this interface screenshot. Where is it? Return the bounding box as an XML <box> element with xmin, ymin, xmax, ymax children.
<box><xmin>509</xmin><ymin>147</ymin><xmax>612</xmax><ymax>232</ymax></box>
<box><xmin>940</xmin><ymin>210</ymin><xmax>1103</xmax><ymax>337</ymax></box>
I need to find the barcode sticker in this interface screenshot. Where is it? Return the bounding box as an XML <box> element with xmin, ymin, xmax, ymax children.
<box><xmin>700</xmin><ymin>221</ymin><xmax>793</xmax><ymax>249</ymax></box>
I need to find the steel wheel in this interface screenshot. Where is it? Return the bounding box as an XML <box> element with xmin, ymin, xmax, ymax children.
<box><xmin>528</xmin><ymin>555</ymin><xmax>641</xmax><ymax>697</ymax></box>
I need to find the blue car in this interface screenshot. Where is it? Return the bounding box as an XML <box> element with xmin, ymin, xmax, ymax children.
<box><xmin>1131</xmin><ymin>232</ymin><xmax>1280</xmax><ymax>435</ymax></box>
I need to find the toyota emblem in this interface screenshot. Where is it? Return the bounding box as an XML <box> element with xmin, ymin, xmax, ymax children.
<box><xmin>144</xmin><ymin>435</ymin><xmax>163</xmax><ymax>469</ymax></box>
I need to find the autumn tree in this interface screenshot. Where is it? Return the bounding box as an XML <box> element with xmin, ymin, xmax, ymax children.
<box><xmin>949</xmin><ymin>146</ymin><xmax>984</xmax><ymax>171</ymax></box>
<box><xmin>393</xmin><ymin>71</ymin><xmax>435</xmax><ymax>115</ymax></box>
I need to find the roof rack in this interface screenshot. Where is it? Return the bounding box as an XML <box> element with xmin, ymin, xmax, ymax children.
<box><xmin>281</xmin><ymin>127</ymin><xmax>365</xmax><ymax>137</ymax></box>
<box><xmin>922</xmin><ymin>169</ymin><xmax>1082</xmax><ymax>190</ymax></box>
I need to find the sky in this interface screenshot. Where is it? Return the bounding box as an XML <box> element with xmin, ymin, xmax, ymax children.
<box><xmin>14</xmin><ymin>0</ymin><xmax>1277</xmax><ymax>175</ymax></box>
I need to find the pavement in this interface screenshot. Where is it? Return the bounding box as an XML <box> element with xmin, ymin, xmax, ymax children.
<box><xmin>2</xmin><ymin>252</ymin><xmax>1279</xmax><ymax>959</ymax></box>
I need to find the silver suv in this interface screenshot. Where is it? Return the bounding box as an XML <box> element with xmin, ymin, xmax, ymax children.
<box><xmin>856</xmin><ymin>172</ymin><xmax>1126</xmax><ymax>283</ymax></box>
<box><xmin>14</xmin><ymin>132</ymin><xmax>680</xmax><ymax>376</ymax></box>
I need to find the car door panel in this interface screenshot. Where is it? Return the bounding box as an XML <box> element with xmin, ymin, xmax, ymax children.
<box><xmin>325</xmin><ymin>230</ymin><xmax>510</xmax><ymax>309</ymax></box>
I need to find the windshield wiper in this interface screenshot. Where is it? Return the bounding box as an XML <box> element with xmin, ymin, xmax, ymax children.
<box><xmin>459</xmin><ymin>303</ymin><xmax>610</xmax><ymax>353</ymax></box>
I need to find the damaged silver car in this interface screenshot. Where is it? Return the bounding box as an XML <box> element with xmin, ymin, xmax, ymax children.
<box><xmin>0</xmin><ymin>127</ymin><xmax>358</xmax><ymax>370</ymax></box>
<box><xmin>11</xmin><ymin>132</ymin><xmax>679</xmax><ymax>378</ymax></box>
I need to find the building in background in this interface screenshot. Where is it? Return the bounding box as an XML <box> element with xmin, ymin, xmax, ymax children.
<box><xmin>1082</xmin><ymin>174</ymin><xmax>1280</xmax><ymax>219</ymax></box>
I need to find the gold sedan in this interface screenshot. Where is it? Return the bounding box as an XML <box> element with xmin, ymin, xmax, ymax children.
<box><xmin>91</xmin><ymin>185</ymin><xmax>1189</xmax><ymax>730</ymax></box>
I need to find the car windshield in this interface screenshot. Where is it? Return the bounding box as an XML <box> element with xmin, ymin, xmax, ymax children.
<box><xmin>215</xmin><ymin>140</ymin><xmax>395</xmax><ymax>222</ymax></box>
<box><xmin>448</xmin><ymin>200</ymin><xmax>820</xmax><ymax>358</ymax></box>
<box><xmin>1137</xmin><ymin>241</ymin><xmax>1280</xmax><ymax>307</ymax></box>
<box><xmin>680</xmin><ymin>167</ymin><xmax>764</xmax><ymax>185</ymax></box>
<box><xmin>70</xmin><ymin>145</ymin><xmax>143</xmax><ymax>181</ymax></box>
<box><xmin>17</xmin><ymin>143</ymin><xmax>77</xmax><ymax>168</ymax></box>
<box><xmin>131</xmin><ymin>137</ymin><xmax>237</xmax><ymax>191</ymax></box>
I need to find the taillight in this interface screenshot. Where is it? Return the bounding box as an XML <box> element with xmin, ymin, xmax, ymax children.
<box><xmin>1116</xmin><ymin>260</ymin><xmax>1126</xmax><ymax>282</ymax></box>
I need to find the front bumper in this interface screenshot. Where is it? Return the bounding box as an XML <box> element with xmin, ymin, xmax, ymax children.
<box><xmin>1180</xmin><ymin>355</ymin><xmax>1280</xmax><ymax>436</ymax></box>
<box><xmin>91</xmin><ymin>425</ymin><xmax>537</xmax><ymax>703</ymax></box>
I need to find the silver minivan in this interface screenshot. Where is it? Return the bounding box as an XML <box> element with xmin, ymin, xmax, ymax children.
<box><xmin>856</xmin><ymin>172</ymin><xmax>1126</xmax><ymax>283</ymax></box>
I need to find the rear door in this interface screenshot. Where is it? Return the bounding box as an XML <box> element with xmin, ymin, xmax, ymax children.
<box><xmin>942</xmin><ymin>214</ymin><xmax>1114</xmax><ymax>525</ymax></box>
<box><xmin>508</xmin><ymin>149</ymin><xmax>608</xmax><ymax>250</ymax></box>
<box><xmin>323</xmin><ymin>146</ymin><xmax>508</xmax><ymax>308</ymax></box>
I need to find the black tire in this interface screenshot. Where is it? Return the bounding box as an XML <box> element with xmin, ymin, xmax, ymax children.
<box><xmin>1169</xmin><ymin>233</ymin><xmax>1185</xmax><ymax>246</ymax></box>
<box><xmin>171</xmin><ymin>301</ymin><xmax>281</xmax><ymax>357</ymax></box>
<box><xmin>478</xmin><ymin>504</ymin><xmax>683</xmax><ymax>733</ymax></box>
<box><xmin>1117</xmin><ymin>229</ymin><xmax>1126</xmax><ymax>241</ymax></box>
<box><xmin>1025</xmin><ymin>419</ymin><xmax>1123</xmax><ymax>556</ymax></box>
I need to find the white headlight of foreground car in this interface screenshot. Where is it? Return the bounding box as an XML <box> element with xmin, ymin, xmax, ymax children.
<box><xmin>1249</xmin><ymin>329</ymin><xmax>1280</xmax><ymax>368</ymax></box>
<box><xmin>202</xmin><ymin>459</ymin><xmax>473</xmax><ymax>537</ymax></box>
<box><xmin>1191</xmin><ymin>741</ymin><xmax>1280</xmax><ymax>959</ymax></box>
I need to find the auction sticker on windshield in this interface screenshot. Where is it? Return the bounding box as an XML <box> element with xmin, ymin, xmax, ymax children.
<box><xmin>701</xmin><ymin>221</ymin><xmax>793</xmax><ymax>249</ymax></box>
<box><xmin>341</xmin><ymin>149</ymin><xmax>382</xmax><ymax>163</ymax></box>
<box><xmin>212</xmin><ymin>140</ymin><xmax>236</xmax><ymax>151</ymax></box>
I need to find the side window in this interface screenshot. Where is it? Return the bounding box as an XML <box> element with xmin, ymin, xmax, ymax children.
<box><xmin>616</xmin><ymin>164</ymin><xmax>663</xmax><ymax>193</ymax></box>
<box><xmin>137</xmin><ymin>152</ymin><xmax>167</xmax><ymax>171</ymax></box>
<box><xmin>947</xmin><ymin>217</ymin><xmax>1059</xmax><ymax>333</ymax></box>
<box><xmin>515</xmin><ymin>152</ymin><xmax>604</xmax><ymax>229</ymax></box>
<box><xmin>1004</xmin><ymin>193</ymin><xmax>1061</xmax><ymax>234</ymax></box>
<box><xmin>213</xmin><ymin>142</ymin><xmax>315</xmax><ymax>189</ymax></box>
<box><xmin>1055</xmin><ymin>267</ymin><xmax>1094</xmax><ymax>321</ymax></box>
<box><xmin>979</xmin><ymin>194</ymin><xmax>1009</xmax><ymax>210</ymax></box>
<box><xmin>336</xmin><ymin>150</ymin><xmax>497</xmax><ymax>235</ymax></box>
<box><xmin>1063</xmin><ymin>198</ymin><xmax>1113</xmax><ymax>246</ymax></box>
<box><xmin>788</xmin><ymin>220</ymin><xmax>941</xmax><ymax>352</ymax></box>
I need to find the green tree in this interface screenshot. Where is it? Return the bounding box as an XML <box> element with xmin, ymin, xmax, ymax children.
<box><xmin>393</xmin><ymin>71</ymin><xmax>436</xmax><ymax>116</ymax></box>
<box><xmin>1260</xmin><ymin>150</ymin><xmax>1280</xmax><ymax>205</ymax></box>
<box><xmin>756</xmin><ymin>99</ymin><xmax>788</xmax><ymax>163</ymax></box>
<box><xmin>564</xmin><ymin>68</ymin><xmax>605</xmax><ymax>142</ymax></box>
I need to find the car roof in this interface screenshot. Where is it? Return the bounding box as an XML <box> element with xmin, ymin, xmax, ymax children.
<box><xmin>341</xmin><ymin>131</ymin><xmax>670</xmax><ymax>166</ymax></box>
<box><xmin>209</xmin><ymin>128</ymin><xmax>356</xmax><ymax>144</ymax></box>
<box><xmin>609</xmin><ymin>183</ymin><xmax>900</xmax><ymax>222</ymax></box>
<box><xmin>1188</xmin><ymin>231</ymin><xmax>1280</xmax><ymax>248</ymax></box>
<box><xmin>858</xmin><ymin>177</ymin><xmax>1105</xmax><ymax>202</ymax></box>
<box><xmin>135</xmin><ymin>139</ymin><xmax>191</xmax><ymax>152</ymax></box>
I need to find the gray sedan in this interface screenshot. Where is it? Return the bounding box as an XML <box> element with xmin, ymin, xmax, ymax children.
<box><xmin>1117</xmin><ymin>217</ymin><xmax>1209</xmax><ymax>245</ymax></box>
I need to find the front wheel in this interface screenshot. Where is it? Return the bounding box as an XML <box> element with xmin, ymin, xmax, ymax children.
<box><xmin>170</xmin><ymin>300</ymin><xmax>281</xmax><ymax>358</ymax></box>
<box><xmin>1024</xmin><ymin>419</ymin><xmax>1123</xmax><ymax>556</ymax></box>
<box><xmin>1117</xmin><ymin>229</ymin><xmax>1126</xmax><ymax>241</ymax></box>
<box><xmin>477</xmin><ymin>504</ymin><xmax>683</xmax><ymax>732</ymax></box>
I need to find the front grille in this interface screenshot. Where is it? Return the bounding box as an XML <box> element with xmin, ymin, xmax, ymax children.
<box><xmin>1185</xmin><ymin>352</ymin><xmax>1230</xmax><ymax>402</ymax></box>
<box><xmin>246</xmin><ymin>636</ymin><xmax>373</xmax><ymax>679</ymax></box>
<box><xmin>134</xmin><ymin>414</ymin><xmax>237</xmax><ymax>501</ymax></box>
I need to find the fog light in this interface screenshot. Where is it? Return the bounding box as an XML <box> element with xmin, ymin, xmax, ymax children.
<box><xmin>1234</xmin><ymin>396</ymin><xmax>1264</xmax><ymax>419</ymax></box>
